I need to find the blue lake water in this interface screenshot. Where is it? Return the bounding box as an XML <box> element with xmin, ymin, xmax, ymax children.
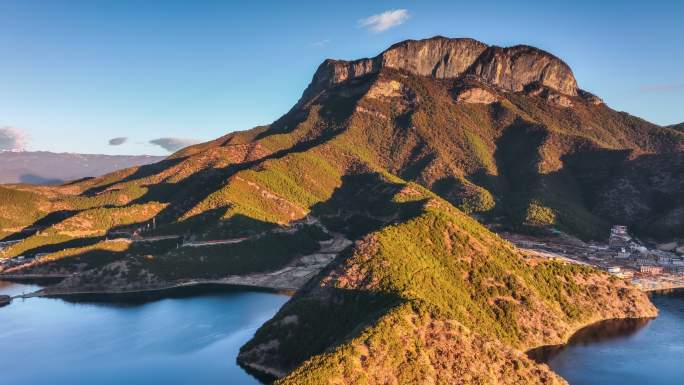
<box><xmin>0</xmin><ymin>281</ymin><xmax>288</xmax><ymax>385</ymax></box>
<box><xmin>2</xmin><ymin>281</ymin><xmax>682</xmax><ymax>385</ymax></box>
<box><xmin>532</xmin><ymin>291</ymin><xmax>684</xmax><ymax>385</ymax></box>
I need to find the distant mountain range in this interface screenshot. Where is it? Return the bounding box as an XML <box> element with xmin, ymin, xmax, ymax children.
<box><xmin>0</xmin><ymin>151</ymin><xmax>165</xmax><ymax>184</ymax></box>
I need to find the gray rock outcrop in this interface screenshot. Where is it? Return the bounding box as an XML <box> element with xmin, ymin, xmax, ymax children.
<box><xmin>299</xmin><ymin>36</ymin><xmax>581</xmax><ymax>106</ymax></box>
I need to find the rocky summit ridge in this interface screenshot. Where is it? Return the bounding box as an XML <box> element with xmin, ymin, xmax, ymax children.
<box><xmin>299</xmin><ymin>36</ymin><xmax>583</xmax><ymax>107</ymax></box>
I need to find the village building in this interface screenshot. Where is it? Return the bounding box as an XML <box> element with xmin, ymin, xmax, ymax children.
<box><xmin>667</xmin><ymin>266</ymin><xmax>684</xmax><ymax>274</ymax></box>
<box><xmin>612</xmin><ymin>225</ymin><xmax>628</xmax><ymax>236</ymax></box>
<box><xmin>609</xmin><ymin>225</ymin><xmax>632</xmax><ymax>250</ymax></box>
<box><xmin>616</xmin><ymin>270</ymin><xmax>635</xmax><ymax>279</ymax></box>
<box><xmin>640</xmin><ymin>265</ymin><xmax>664</xmax><ymax>275</ymax></box>
<box><xmin>0</xmin><ymin>239</ymin><xmax>21</xmax><ymax>252</ymax></box>
<box><xmin>636</xmin><ymin>258</ymin><xmax>655</xmax><ymax>266</ymax></box>
<box><xmin>657</xmin><ymin>255</ymin><xmax>674</xmax><ymax>265</ymax></box>
<box><xmin>615</xmin><ymin>248</ymin><xmax>631</xmax><ymax>259</ymax></box>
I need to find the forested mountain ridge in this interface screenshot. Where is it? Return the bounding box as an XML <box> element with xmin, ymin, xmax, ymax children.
<box><xmin>0</xmin><ymin>36</ymin><xmax>670</xmax><ymax>384</ymax></box>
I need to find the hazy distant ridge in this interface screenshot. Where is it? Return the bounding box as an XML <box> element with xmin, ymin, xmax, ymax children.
<box><xmin>0</xmin><ymin>151</ymin><xmax>165</xmax><ymax>184</ymax></box>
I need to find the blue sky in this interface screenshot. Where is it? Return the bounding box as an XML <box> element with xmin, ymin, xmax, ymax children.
<box><xmin>1</xmin><ymin>0</ymin><xmax>682</xmax><ymax>155</ymax></box>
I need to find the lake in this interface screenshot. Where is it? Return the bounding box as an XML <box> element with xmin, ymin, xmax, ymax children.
<box><xmin>529</xmin><ymin>290</ymin><xmax>684</xmax><ymax>385</ymax></box>
<box><xmin>2</xmin><ymin>282</ymin><xmax>683</xmax><ymax>385</ymax></box>
<box><xmin>0</xmin><ymin>281</ymin><xmax>288</xmax><ymax>385</ymax></box>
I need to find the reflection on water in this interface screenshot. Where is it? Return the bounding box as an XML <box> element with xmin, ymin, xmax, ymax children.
<box><xmin>4</xmin><ymin>280</ymin><xmax>683</xmax><ymax>385</ymax></box>
<box><xmin>0</xmin><ymin>280</ymin><xmax>288</xmax><ymax>385</ymax></box>
<box><xmin>0</xmin><ymin>279</ymin><xmax>43</xmax><ymax>297</ymax></box>
<box><xmin>528</xmin><ymin>317</ymin><xmax>653</xmax><ymax>363</ymax></box>
<box><xmin>529</xmin><ymin>291</ymin><xmax>684</xmax><ymax>385</ymax></box>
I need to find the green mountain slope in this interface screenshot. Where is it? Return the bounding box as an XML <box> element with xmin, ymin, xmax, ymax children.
<box><xmin>0</xmin><ymin>35</ymin><xmax>671</xmax><ymax>384</ymax></box>
<box><xmin>238</xmin><ymin>179</ymin><xmax>654</xmax><ymax>384</ymax></box>
<box><xmin>1</xmin><ymin>37</ymin><xmax>682</xmax><ymax>252</ymax></box>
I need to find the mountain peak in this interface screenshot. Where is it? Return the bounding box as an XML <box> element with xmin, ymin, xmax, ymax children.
<box><xmin>299</xmin><ymin>36</ymin><xmax>579</xmax><ymax>106</ymax></box>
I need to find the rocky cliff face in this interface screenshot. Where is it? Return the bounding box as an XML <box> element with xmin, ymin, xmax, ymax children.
<box><xmin>299</xmin><ymin>36</ymin><xmax>579</xmax><ymax>106</ymax></box>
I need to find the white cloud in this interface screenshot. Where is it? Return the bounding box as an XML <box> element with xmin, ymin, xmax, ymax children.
<box><xmin>311</xmin><ymin>39</ymin><xmax>331</xmax><ymax>48</ymax></box>
<box><xmin>0</xmin><ymin>126</ymin><xmax>27</xmax><ymax>151</ymax></box>
<box><xmin>358</xmin><ymin>9</ymin><xmax>409</xmax><ymax>33</ymax></box>
<box><xmin>149</xmin><ymin>137</ymin><xmax>200</xmax><ymax>152</ymax></box>
<box><xmin>108</xmin><ymin>137</ymin><xmax>128</xmax><ymax>146</ymax></box>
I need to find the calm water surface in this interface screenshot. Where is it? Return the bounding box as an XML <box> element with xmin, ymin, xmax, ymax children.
<box><xmin>0</xmin><ymin>281</ymin><xmax>288</xmax><ymax>385</ymax></box>
<box><xmin>3</xmin><ymin>282</ymin><xmax>682</xmax><ymax>385</ymax></box>
<box><xmin>531</xmin><ymin>291</ymin><xmax>684</xmax><ymax>385</ymax></box>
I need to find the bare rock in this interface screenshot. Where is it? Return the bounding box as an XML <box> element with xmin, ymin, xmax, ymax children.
<box><xmin>546</xmin><ymin>93</ymin><xmax>574</xmax><ymax>108</ymax></box>
<box><xmin>366</xmin><ymin>79</ymin><xmax>406</xmax><ymax>99</ymax></box>
<box><xmin>470</xmin><ymin>45</ymin><xmax>578</xmax><ymax>96</ymax></box>
<box><xmin>525</xmin><ymin>84</ymin><xmax>573</xmax><ymax>107</ymax></box>
<box><xmin>455</xmin><ymin>87</ymin><xmax>499</xmax><ymax>104</ymax></box>
<box><xmin>299</xmin><ymin>36</ymin><xmax>579</xmax><ymax>106</ymax></box>
<box><xmin>578</xmin><ymin>89</ymin><xmax>605</xmax><ymax>105</ymax></box>
<box><xmin>379</xmin><ymin>37</ymin><xmax>487</xmax><ymax>79</ymax></box>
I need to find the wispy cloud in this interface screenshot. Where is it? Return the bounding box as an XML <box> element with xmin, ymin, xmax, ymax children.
<box><xmin>311</xmin><ymin>39</ymin><xmax>331</xmax><ymax>48</ymax></box>
<box><xmin>108</xmin><ymin>137</ymin><xmax>128</xmax><ymax>146</ymax></box>
<box><xmin>639</xmin><ymin>84</ymin><xmax>684</xmax><ymax>93</ymax></box>
<box><xmin>0</xmin><ymin>126</ymin><xmax>27</xmax><ymax>151</ymax></box>
<box><xmin>149</xmin><ymin>137</ymin><xmax>200</xmax><ymax>153</ymax></box>
<box><xmin>358</xmin><ymin>9</ymin><xmax>409</xmax><ymax>33</ymax></box>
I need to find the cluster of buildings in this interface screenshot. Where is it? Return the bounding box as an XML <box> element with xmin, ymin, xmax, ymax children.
<box><xmin>0</xmin><ymin>253</ymin><xmax>49</xmax><ymax>272</ymax></box>
<box><xmin>0</xmin><ymin>240</ymin><xmax>49</xmax><ymax>272</ymax></box>
<box><xmin>0</xmin><ymin>239</ymin><xmax>21</xmax><ymax>253</ymax></box>
<box><xmin>0</xmin><ymin>240</ymin><xmax>22</xmax><ymax>272</ymax></box>
<box><xmin>599</xmin><ymin>225</ymin><xmax>684</xmax><ymax>290</ymax></box>
<box><xmin>503</xmin><ymin>224</ymin><xmax>684</xmax><ymax>292</ymax></box>
<box><xmin>606</xmin><ymin>225</ymin><xmax>684</xmax><ymax>274</ymax></box>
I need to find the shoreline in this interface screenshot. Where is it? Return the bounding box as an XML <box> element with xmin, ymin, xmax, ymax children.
<box><xmin>0</xmin><ymin>274</ymin><xmax>68</xmax><ymax>289</ymax></box>
<box><xmin>237</xmin><ymin>288</ymin><xmax>663</xmax><ymax>381</ymax></box>
<box><xmin>238</xmin><ymin>313</ymin><xmax>663</xmax><ymax>382</ymax></box>
<box><xmin>38</xmin><ymin>282</ymin><xmax>294</xmax><ymax>300</ymax></box>
<box><xmin>646</xmin><ymin>286</ymin><xmax>684</xmax><ymax>295</ymax></box>
<box><xmin>0</xmin><ymin>274</ymin><xmax>296</xmax><ymax>301</ymax></box>
<box><xmin>526</xmin><ymin>289</ymin><xmax>683</xmax><ymax>362</ymax></box>
<box><xmin>0</xmin><ymin>274</ymin><xmax>70</xmax><ymax>279</ymax></box>
<box><xmin>525</xmin><ymin>315</ymin><xmax>657</xmax><ymax>363</ymax></box>
<box><xmin>634</xmin><ymin>281</ymin><xmax>684</xmax><ymax>292</ymax></box>
<box><xmin>3</xmin><ymin>275</ymin><xmax>670</xmax><ymax>382</ymax></box>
